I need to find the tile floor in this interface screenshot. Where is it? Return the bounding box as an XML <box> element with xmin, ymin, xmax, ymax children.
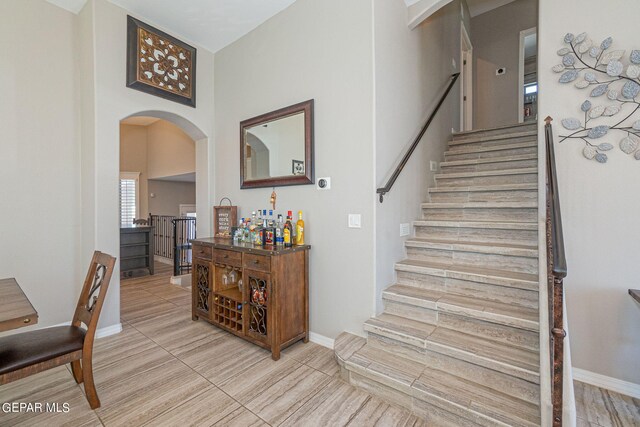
<box><xmin>0</xmin><ymin>262</ymin><xmax>638</xmax><ymax>426</ymax></box>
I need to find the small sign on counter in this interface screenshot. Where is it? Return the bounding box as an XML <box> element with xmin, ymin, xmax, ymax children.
<box><xmin>213</xmin><ymin>198</ymin><xmax>237</xmax><ymax>238</ymax></box>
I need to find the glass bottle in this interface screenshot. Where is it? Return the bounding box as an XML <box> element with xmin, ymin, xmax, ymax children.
<box><xmin>295</xmin><ymin>211</ymin><xmax>305</xmax><ymax>245</ymax></box>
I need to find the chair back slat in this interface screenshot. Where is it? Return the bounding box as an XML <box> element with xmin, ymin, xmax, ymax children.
<box><xmin>72</xmin><ymin>251</ymin><xmax>116</xmax><ymax>337</ymax></box>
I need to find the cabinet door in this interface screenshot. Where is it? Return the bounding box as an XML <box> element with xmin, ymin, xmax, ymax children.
<box><xmin>244</xmin><ymin>269</ymin><xmax>272</xmax><ymax>345</ymax></box>
<box><xmin>192</xmin><ymin>258</ymin><xmax>212</xmax><ymax>319</ymax></box>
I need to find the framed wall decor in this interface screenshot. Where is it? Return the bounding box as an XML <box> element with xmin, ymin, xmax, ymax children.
<box><xmin>126</xmin><ymin>16</ymin><xmax>197</xmax><ymax>107</ymax></box>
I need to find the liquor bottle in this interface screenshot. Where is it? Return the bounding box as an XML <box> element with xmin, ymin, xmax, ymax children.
<box><xmin>284</xmin><ymin>211</ymin><xmax>293</xmax><ymax>248</ymax></box>
<box><xmin>253</xmin><ymin>219</ymin><xmax>263</xmax><ymax>246</ymax></box>
<box><xmin>234</xmin><ymin>218</ymin><xmax>244</xmax><ymax>243</ymax></box>
<box><xmin>275</xmin><ymin>214</ymin><xmax>284</xmax><ymax>246</ymax></box>
<box><xmin>257</xmin><ymin>209</ymin><xmax>263</xmax><ymax>224</ymax></box>
<box><xmin>295</xmin><ymin>211</ymin><xmax>305</xmax><ymax>245</ymax></box>
<box><xmin>243</xmin><ymin>219</ymin><xmax>250</xmax><ymax>243</ymax></box>
<box><xmin>268</xmin><ymin>210</ymin><xmax>274</xmax><ymax>227</ymax></box>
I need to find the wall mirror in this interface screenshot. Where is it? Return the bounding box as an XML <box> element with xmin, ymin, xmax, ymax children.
<box><xmin>240</xmin><ymin>99</ymin><xmax>314</xmax><ymax>189</ymax></box>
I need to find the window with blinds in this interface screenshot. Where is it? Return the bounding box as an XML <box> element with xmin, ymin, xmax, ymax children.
<box><xmin>119</xmin><ymin>172</ymin><xmax>140</xmax><ymax>226</ymax></box>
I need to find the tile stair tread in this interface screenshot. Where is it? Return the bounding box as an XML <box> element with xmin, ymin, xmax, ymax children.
<box><xmin>449</xmin><ymin>130</ymin><xmax>538</xmax><ymax>145</ymax></box>
<box><xmin>413</xmin><ymin>368</ymin><xmax>540</xmax><ymax>426</ymax></box>
<box><xmin>445</xmin><ymin>141</ymin><xmax>536</xmax><ymax>155</ymax></box>
<box><xmin>413</xmin><ymin>220</ymin><xmax>537</xmax><ymax>230</ymax></box>
<box><xmin>437</xmin><ymin>293</ymin><xmax>539</xmax><ymax>331</ymax></box>
<box><xmin>404</xmin><ymin>237</ymin><xmax>538</xmax><ymax>257</ymax></box>
<box><xmin>426</xmin><ymin>327</ymin><xmax>539</xmax><ymax>375</ymax></box>
<box><xmin>440</xmin><ymin>153</ymin><xmax>537</xmax><ymax>167</ymax></box>
<box><xmin>382</xmin><ymin>282</ymin><xmax>539</xmax><ymax>328</ymax></box>
<box><xmin>421</xmin><ymin>201</ymin><xmax>538</xmax><ymax>209</ymax></box>
<box><xmin>334</xmin><ymin>331</ymin><xmax>366</xmax><ymax>364</ymax></box>
<box><xmin>364</xmin><ymin>313</ymin><xmax>436</xmax><ymax>343</ymax></box>
<box><xmin>434</xmin><ymin>167</ymin><xmax>537</xmax><ymax>180</ymax></box>
<box><xmin>346</xmin><ymin>343</ymin><xmax>425</xmax><ymax>391</ymax></box>
<box><xmin>453</xmin><ymin>122</ymin><xmax>535</xmax><ymax>138</ymax></box>
<box><xmin>395</xmin><ymin>259</ymin><xmax>538</xmax><ymax>291</ymax></box>
<box><xmin>428</xmin><ymin>183</ymin><xmax>537</xmax><ymax>193</ymax></box>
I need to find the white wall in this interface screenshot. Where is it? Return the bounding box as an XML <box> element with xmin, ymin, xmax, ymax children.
<box><xmin>0</xmin><ymin>0</ymin><xmax>82</xmax><ymax>333</ymax></box>
<box><xmin>472</xmin><ymin>0</ymin><xmax>537</xmax><ymax>128</ymax></box>
<box><xmin>214</xmin><ymin>0</ymin><xmax>375</xmax><ymax>338</ymax></box>
<box><xmin>81</xmin><ymin>0</ymin><xmax>215</xmax><ymax>329</ymax></box>
<box><xmin>538</xmin><ymin>0</ymin><xmax>640</xmax><ymax>386</ymax></box>
<box><xmin>374</xmin><ymin>0</ymin><xmax>468</xmax><ymax>312</ymax></box>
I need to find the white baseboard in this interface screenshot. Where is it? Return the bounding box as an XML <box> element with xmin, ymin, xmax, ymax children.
<box><xmin>309</xmin><ymin>332</ymin><xmax>335</xmax><ymax>349</ymax></box>
<box><xmin>573</xmin><ymin>368</ymin><xmax>640</xmax><ymax>399</ymax></box>
<box><xmin>39</xmin><ymin>322</ymin><xmax>122</xmax><ymax>340</ymax></box>
<box><xmin>95</xmin><ymin>323</ymin><xmax>123</xmax><ymax>339</ymax></box>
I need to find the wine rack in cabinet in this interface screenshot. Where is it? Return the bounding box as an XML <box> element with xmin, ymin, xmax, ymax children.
<box><xmin>191</xmin><ymin>238</ymin><xmax>310</xmax><ymax>360</ymax></box>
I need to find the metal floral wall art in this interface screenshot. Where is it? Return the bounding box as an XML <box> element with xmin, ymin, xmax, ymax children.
<box><xmin>554</xmin><ymin>32</ymin><xmax>640</xmax><ymax>163</ymax></box>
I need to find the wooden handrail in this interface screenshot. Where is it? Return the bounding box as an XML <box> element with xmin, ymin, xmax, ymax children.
<box><xmin>545</xmin><ymin>116</ymin><xmax>567</xmax><ymax>427</ymax></box>
<box><xmin>377</xmin><ymin>73</ymin><xmax>460</xmax><ymax>202</ymax></box>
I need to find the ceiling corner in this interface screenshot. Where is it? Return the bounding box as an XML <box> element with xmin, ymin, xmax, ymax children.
<box><xmin>46</xmin><ymin>0</ymin><xmax>88</xmax><ymax>14</ymax></box>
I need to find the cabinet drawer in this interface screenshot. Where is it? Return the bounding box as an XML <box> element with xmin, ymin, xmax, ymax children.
<box><xmin>243</xmin><ymin>254</ymin><xmax>271</xmax><ymax>272</ymax></box>
<box><xmin>213</xmin><ymin>249</ymin><xmax>242</xmax><ymax>266</ymax></box>
<box><xmin>193</xmin><ymin>245</ymin><xmax>212</xmax><ymax>260</ymax></box>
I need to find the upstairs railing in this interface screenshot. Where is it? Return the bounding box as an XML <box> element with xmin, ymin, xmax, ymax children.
<box><xmin>149</xmin><ymin>214</ymin><xmax>197</xmax><ymax>276</ymax></box>
<box><xmin>544</xmin><ymin>117</ymin><xmax>568</xmax><ymax>427</ymax></box>
<box><xmin>377</xmin><ymin>73</ymin><xmax>460</xmax><ymax>202</ymax></box>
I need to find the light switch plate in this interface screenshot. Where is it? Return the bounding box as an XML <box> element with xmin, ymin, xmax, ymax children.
<box><xmin>348</xmin><ymin>214</ymin><xmax>362</xmax><ymax>229</ymax></box>
<box><xmin>430</xmin><ymin>161</ymin><xmax>439</xmax><ymax>172</ymax></box>
<box><xmin>400</xmin><ymin>223</ymin><xmax>410</xmax><ymax>237</ymax></box>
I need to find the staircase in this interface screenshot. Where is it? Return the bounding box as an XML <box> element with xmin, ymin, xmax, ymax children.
<box><xmin>336</xmin><ymin>122</ymin><xmax>541</xmax><ymax>426</ymax></box>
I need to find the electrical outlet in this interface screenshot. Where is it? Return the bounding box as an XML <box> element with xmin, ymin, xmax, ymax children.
<box><xmin>348</xmin><ymin>214</ymin><xmax>361</xmax><ymax>229</ymax></box>
<box><xmin>430</xmin><ymin>161</ymin><xmax>439</xmax><ymax>172</ymax></box>
<box><xmin>452</xmin><ymin>58</ymin><xmax>457</xmax><ymax>70</ymax></box>
<box><xmin>400</xmin><ymin>223</ymin><xmax>410</xmax><ymax>237</ymax></box>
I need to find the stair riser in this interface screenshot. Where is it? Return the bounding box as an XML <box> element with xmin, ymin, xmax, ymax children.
<box><xmin>449</xmin><ymin>135</ymin><xmax>537</xmax><ymax>149</ymax></box>
<box><xmin>413</xmin><ymin>398</ymin><xmax>495</xmax><ymax>427</ymax></box>
<box><xmin>429</xmin><ymin>189</ymin><xmax>537</xmax><ymax>203</ymax></box>
<box><xmin>368</xmin><ymin>333</ymin><xmax>426</xmax><ymax>363</ymax></box>
<box><xmin>423</xmin><ymin>351</ymin><xmax>540</xmax><ymax>404</ymax></box>
<box><xmin>405</xmin><ymin>247</ymin><xmax>538</xmax><ymax>275</ymax></box>
<box><xmin>439</xmin><ymin>312</ymin><xmax>539</xmax><ymax>352</ymax></box>
<box><xmin>434</xmin><ymin>172</ymin><xmax>538</xmax><ymax>187</ymax></box>
<box><xmin>422</xmin><ymin>207</ymin><xmax>537</xmax><ymax>222</ymax></box>
<box><xmin>383</xmin><ymin>300</ymin><xmax>437</xmax><ymax>324</ymax></box>
<box><xmin>445</xmin><ymin>145</ymin><xmax>537</xmax><ymax>162</ymax></box>
<box><xmin>396</xmin><ymin>271</ymin><xmax>539</xmax><ymax>308</ymax></box>
<box><xmin>414</xmin><ymin>225</ymin><xmax>538</xmax><ymax>246</ymax></box>
<box><xmin>441</xmin><ymin>158</ymin><xmax>537</xmax><ymax>173</ymax></box>
<box><xmin>348</xmin><ymin>371</ymin><xmax>414</xmax><ymax>412</ymax></box>
<box><xmin>452</xmin><ymin>124</ymin><xmax>536</xmax><ymax>141</ymax></box>
<box><xmin>413</xmin><ymin>388</ymin><xmax>537</xmax><ymax>427</ymax></box>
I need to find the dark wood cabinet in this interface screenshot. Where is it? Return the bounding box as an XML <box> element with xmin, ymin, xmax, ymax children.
<box><xmin>120</xmin><ymin>225</ymin><xmax>154</xmax><ymax>278</ymax></box>
<box><xmin>191</xmin><ymin>238</ymin><xmax>309</xmax><ymax>360</ymax></box>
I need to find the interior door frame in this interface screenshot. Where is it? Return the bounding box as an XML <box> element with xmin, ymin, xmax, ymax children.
<box><xmin>519</xmin><ymin>26</ymin><xmax>537</xmax><ymax>123</ymax></box>
<box><xmin>460</xmin><ymin>24</ymin><xmax>473</xmax><ymax>131</ymax></box>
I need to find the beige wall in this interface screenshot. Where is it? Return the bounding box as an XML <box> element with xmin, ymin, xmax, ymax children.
<box><xmin>0</xmin><ymin>0</ymin><xmax>82</xmax><ymax>334</ymax></box>
<box><xmin>374</xmin><ymin>0</ymin><xmax>469</xmax><ymax>311</ymax></box>
<box><xmin>120</xmin><ymin>124</ymin><xmax>149</xmax><ymax>218</ymax></box>
<box><xmin>214</xmin><ymin>0</ymin><xmax>375</xmax><ymax>339</ymax></box>
<box><xmin>147</xmin><ymin>120</ymin><xmax>196</xmax><ymax>180</ymax></box>
<box><xmin>148</xmin><ymin>181</ymin><xmax>196</xmax><ymax>217</ymax></box>
<box><xmin>472</xmin><ymin>0</ymin><xmax>537</xmax><ymax>128</ymax></box>
<box><xmin>538</xmin><ymin>0</ymin><xmax>640</xmax><ymax>386</ymax></box>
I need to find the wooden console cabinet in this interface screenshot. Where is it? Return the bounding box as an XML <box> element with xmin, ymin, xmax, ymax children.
<box><xmin>190</xmin><ymin>238</ymin><xmax>310</xmax><ymax>360</ymax></box>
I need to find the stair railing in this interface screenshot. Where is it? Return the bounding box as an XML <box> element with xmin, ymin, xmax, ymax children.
<box><xmin>544</xmin><ymin>117</ymin><xmax>567</xmax><ymax>427</ymax></box>
<box><xmin>377</xmin><ymin>73</ymin><xmax>460</xmax><ymax>202</ymax></box>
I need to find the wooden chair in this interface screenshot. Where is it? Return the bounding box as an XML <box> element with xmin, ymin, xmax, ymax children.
<box><xmin>0</xmin><ymin>251</ymin><xmax>116</xmax><ymax>409</ymax></box>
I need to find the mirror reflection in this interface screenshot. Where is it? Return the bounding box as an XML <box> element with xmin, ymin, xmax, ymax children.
<box><xmin>244</xmin><ymin>112</ymin><xmax>305</xmax><ymax>180</ymax></box>
<box><xmin>240</xmin><ymin>99</ymin><xmax>314</xmax><ymax>189</ymax></box>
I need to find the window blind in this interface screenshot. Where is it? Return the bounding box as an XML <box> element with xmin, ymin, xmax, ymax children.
<box><xmin>120</xmin><ymin>178</ymin><xmax>137</xmax><ymax>226</ymax></box>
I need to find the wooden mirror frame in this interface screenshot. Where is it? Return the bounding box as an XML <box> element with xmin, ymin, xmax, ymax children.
<box><xmin>240</xmin><ymin>99</ymin><xmax>314</xmax><ymax>189</ymax></box>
